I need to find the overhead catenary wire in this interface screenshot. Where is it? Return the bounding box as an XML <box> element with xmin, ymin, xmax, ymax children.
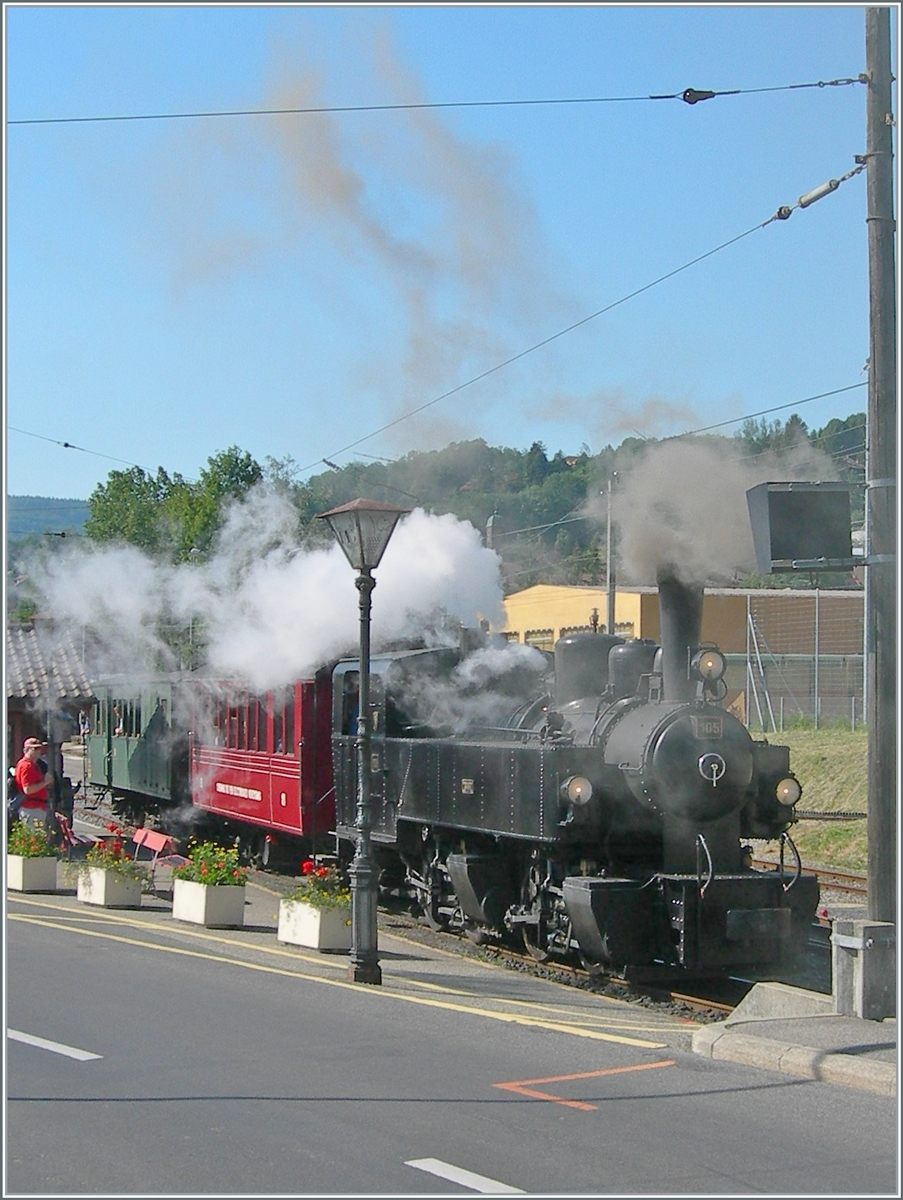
<box><xmin>676</xmin><ymin>382</ymin><xmax>866</xmax><ymax>439</ymax></box>
<box><xmin>303</xmin><ymin>162</ymin><xmax>867</xmax><ymax>474</ymax></box>
<box><xmin>6</xmin><ymin>75</ymin><xmax>866</xmax><ymax>126</ymax></box>
<box><xmin>8</xmin><ymin>134</ymin><xmax>867</xmax><ymax>487</ymax></box>
<box><xmin>7</xmin><ymin>383</ymin><xmax>866</xmax><ymax>499</ymax></box>
<box><xmin>5</xmin><ymin>426</ymin><xmax>149</xmax><ymax>472</ymax></box>
<box><xmin>300</xmin><ymin>222</ymin><xmax>772</xmax><ymax>472</ymax></box>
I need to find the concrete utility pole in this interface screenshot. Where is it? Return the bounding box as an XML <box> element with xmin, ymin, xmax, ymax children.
<box><xmin>864</xmin><ymin>7</ymin><xmax>897</xmax><ymax>924</ymax></box>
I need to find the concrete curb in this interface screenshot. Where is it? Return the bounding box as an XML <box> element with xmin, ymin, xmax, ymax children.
<box><xmin>692</xmin><ymin>1024</ymin><xmax>897</xmax><ymax>1096</ymax></box>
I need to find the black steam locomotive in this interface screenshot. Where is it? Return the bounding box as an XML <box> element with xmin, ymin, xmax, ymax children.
<box><xmin>332</xmin><ymin>575</ymin><xmax>819</xmax><ymax>979</ymax></box>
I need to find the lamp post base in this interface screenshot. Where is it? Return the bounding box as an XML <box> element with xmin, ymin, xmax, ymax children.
<box><xmin>348</xmin><ymin>851</ymin><xmax>381</xmax><ymax>985</ymax></box>
<box><xmin>347</xmin><ymin>960</ymin><xmax>383</xmax><ymax>985</ymax></box>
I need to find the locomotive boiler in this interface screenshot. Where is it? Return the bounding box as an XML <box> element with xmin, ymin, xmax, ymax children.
<box><xmin>332</xmin><ymin>574</ymin><xmax>819</xmax><ymax>979</ymax></box>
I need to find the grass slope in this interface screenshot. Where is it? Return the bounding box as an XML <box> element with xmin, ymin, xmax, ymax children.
<box><xmin>755</xmin><ymin>724</ymin><xmax>868</xmax><ymax>872</ymax></box>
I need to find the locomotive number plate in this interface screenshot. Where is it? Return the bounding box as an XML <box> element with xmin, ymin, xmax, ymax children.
<box><xmin>691</xmin><ymin>716</ymin><xmax>723</xmax><ymax>739</ymax></box>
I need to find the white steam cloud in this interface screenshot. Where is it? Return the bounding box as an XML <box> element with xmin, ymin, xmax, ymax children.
<box><xmin>386</xmin><ymin>640</ymin><xmax>549</xmax><ymax>735</ymax></box>
<box><xmin>34</xmin><ymin>487</ymin><xmax>506</xmax><ymax>692</ymax></box>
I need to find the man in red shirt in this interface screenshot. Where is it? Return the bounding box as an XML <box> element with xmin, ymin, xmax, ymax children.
<box><xmin>13</xmin><ymin>737</ymin><xmax>51</xmax><ymax>828</ymax></box>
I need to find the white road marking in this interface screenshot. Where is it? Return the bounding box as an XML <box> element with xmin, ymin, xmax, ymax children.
<box><xmin>8</xmin><ymin>1029</ymin><xmax>102</xmax><ymax>1061</ymax></box>
<box><xmin>406</xmin><ymin>1158</ymin><xmax>524</xmax><ymax>1194</ymax></box>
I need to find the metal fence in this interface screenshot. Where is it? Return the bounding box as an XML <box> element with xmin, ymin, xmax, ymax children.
<box><xmin>730</xmin><ymin>591</ymin><xmax>865</xmax><ymax>731</ymax></box>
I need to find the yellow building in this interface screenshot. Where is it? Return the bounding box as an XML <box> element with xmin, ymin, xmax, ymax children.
<box><xmin>497</xmin><ymin>585</ymin><xmax>751</xmax><ymax>652</ymax></box>
<box><xmin>496</xmin><ymin>585</ymin><xmax>865</xmax><ymax>728</ymax></box>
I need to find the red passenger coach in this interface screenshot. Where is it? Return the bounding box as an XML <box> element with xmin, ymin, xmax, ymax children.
<box><xmin>189</xmin><ymin>670</ymin><xmax>335</xmax><ymax>866</ymax></box>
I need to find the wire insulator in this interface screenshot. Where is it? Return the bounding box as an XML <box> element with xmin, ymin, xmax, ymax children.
<box><xmin>682</xmin><ymin>88</ymin><xmax>716</xmax><ymax>104</ymax></box>
<box><xmin>798</xmin><ymin>179</ymin><xmax>840</xmax><ymax>207</ymax></box>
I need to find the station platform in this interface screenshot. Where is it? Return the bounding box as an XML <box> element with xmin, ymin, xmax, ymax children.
<box><xmin>11</xmin><ymin>848</ymin><xmax>896</xmax><ymax>1100</ymax></box>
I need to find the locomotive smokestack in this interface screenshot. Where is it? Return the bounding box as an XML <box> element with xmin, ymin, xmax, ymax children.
<box><xmin>656</xmin><ymin>568</ymin><xmax>704</xmax><ymax>702</ymax></box>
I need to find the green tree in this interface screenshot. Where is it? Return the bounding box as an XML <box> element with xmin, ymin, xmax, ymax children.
<box><xmin>811</xmin><ymin>413</ymin><xmax>867</xmax><ymax>477</ymax></box>
<box><xmin>735</xmin><ymin>414</ymin><xmax>810</xmax><ymax>458</ymax></box>
<box><xmin>85</xmin><ymin>448</ymin><xmax>266</xmax><ymax>563</ymax></box>
<box><xmin>199</xmin><ymin>446</ymin><xmax>264</xmax><ymax>500</ymax></box>
<box><xmin>85</xmin><ymin>466</ymin><xmax>177</xmax><ymax>554</ymax></box>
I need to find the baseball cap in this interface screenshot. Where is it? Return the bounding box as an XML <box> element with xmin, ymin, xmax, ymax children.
<box><xmin>23</xmin><ymin>737</ymin><xmax>48</xmax><ymax>750</ymax></box>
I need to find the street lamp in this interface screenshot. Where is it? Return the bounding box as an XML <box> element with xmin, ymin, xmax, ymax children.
<box><xmin>318</xmin><ymin>498</ymin><xmax>408</xmax><ymax>984</ymax></box>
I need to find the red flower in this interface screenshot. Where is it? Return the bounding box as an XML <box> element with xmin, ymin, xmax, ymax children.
<box><xmin>316</xmin><ymin>867</ymin><xmax>328</xmax><ymax>878</ymax></box>
<box><xmin>301</xmin><ymin>860</ymin><xmax>315</xmax><ymax>875</ymax></box>
<box><xmin>200</xmin><ymin>864</ymin><xmax>208</xmax><ymax>874</ymax></box>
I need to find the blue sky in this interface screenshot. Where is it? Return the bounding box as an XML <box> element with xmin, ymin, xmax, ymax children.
<box><xmin>4</xmin><ymin>4</ymin><xmax>891</xmax><ymax>501</ymax></box>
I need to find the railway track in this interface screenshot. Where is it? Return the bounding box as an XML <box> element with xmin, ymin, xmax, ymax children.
<box><xmin>375</xmin><ymin>903</ymin><xmax>741</xmax><ymax>1020</ymax></box>
<box><xmin>750</xmin><ymin>858</ymin><xmax>868</xmax><ymax>898</ymax></box>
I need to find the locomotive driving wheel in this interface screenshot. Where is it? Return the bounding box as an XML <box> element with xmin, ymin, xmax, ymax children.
<box><xmin>415</xmin><ymin>851</ymin><xmax>451</xmax><ymax>931</ymax></box>
<box><xmin>237</xmin><ymin>831</ymin><xmax>264</xmax><ymax>869</ymax></box>
<box><xmin>520</xmin><ymin>861</ymin><xmax>552</xmax><ymax>962</ymax></box>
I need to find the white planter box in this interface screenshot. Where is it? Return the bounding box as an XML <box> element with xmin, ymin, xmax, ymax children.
<box><xmin>7</xmin><ymin>854</ymin><xmax>58</xmax><ymax>893</ymax></box>
<box><xmin>172</xmin><ymin>879</ymin><xmax>246</xmax><ymax>928</ymax></box>
<box><xmin>77</xmin><ymin>866</ymin><xmax>142</xmax><ymax>908</ymax></box>
<box><xmin>278</xmin><ymin>898</ymin><xmax>351</xmax><ymax>952</ymax></box>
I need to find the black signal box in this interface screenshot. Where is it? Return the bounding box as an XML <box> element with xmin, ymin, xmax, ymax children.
<box><xmin>746</xmin><ymin>481</ymin><xmax>856</xmax><ymax>573</ymax></box>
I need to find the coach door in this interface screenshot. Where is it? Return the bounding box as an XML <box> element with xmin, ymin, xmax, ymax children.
<box><xmin>87</xmin><ymin>693</ymin><xmax>113</xmax><ymax>790</ymax></box>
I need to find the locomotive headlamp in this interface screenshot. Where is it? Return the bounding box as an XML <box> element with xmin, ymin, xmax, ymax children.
<box><xmin>776</xmin><ymin>776</ymin><xmax>802</xmax><ymax>807</ymax></box>
<box><xmin>562</xmin><ymin>775</ymin><xmax>593</xmax><ymax>805</ymax></box>
<box><xmin>690</xmin><ymin>648</ymin><xmax>727</xmax><ymax>683</ymax></box>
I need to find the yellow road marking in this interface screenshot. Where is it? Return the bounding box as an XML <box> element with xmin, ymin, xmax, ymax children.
<box><xmin>8</xmin><ymin>911</ymin><xmax>666</xmax><ymax>1047</ymax></box>
<box><xmin>8</xmin><ymin>895</ymin><xmax>693</xmax><ymax>1035</ymax></box>
<box><xmin>494</xmin><ymin>1060</ymin><xmax>677</xmax><ymax>1110</ymax></box>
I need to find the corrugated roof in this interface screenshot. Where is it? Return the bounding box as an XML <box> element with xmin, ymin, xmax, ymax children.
<box><xmin>6</xmin><ymin>624</ymin><xmax>95</xmax><ymax>703</ymax></box>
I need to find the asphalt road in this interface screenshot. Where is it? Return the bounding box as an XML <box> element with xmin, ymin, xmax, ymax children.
<box><xmin>6</xmin><ymin>887</ymin><xmax>898</xmax><ymax>1197</ymax></box>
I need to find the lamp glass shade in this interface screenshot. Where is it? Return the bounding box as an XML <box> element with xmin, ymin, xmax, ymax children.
<box><xmin>319</xmin><ymin>498</ymin><xmax>408</xmax><ymax>572</ymax></box>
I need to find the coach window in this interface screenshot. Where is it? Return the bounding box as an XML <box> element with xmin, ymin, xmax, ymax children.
<box><xmin>272</xmin><ymin>686</ymin><xmax>295</xmax><ymax>757</ymax></box>
<box><xmin>211</xmin><ymin>698</ymin><xmax>222</xmax><ymax>746</ymax></box>
<box><xmin>284</xmin><ymin>687</ymin><xmax>296</xmax><ymax>757</ymax></box>
<box><xmin>240</xmin><ymin>696</ymin><xmax>250</xmax><ymax>748</ymax></box>
<box><xmin>249</xmin><ymin>696</ymin><xmax>261</xmax><ymax>752</ymax></box>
